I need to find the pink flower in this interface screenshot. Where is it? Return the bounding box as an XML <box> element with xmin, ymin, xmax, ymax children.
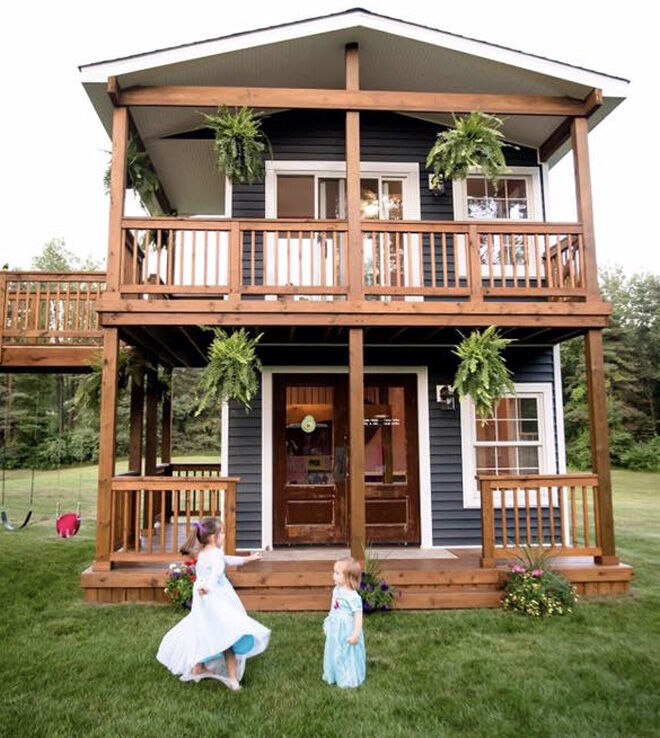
<box><xmin>532</xmin><ymin>569</ymin><xmax>543</xmax><ymax>577</ymax></box>
<box><xmin>512</xmin><ymin>565</ymin><xmax>526</xmax><ymax>573</ymax></box>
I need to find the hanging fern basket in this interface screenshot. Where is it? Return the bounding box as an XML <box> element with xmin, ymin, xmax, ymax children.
<box><xmin>196</xmin><ymin>328</ymin><xmax>263</xmax><ymax>414</ymax></box>
<box><xmin>452</xmin><ymin>326</ymin><xmax>515</xmax><ymax>422</ymax></box>
<box><xmin>202</xmin><ymin>106</ymin><xmax>272</xmax><ymax>185</ymax></box>
<box><xmin>426</xmin><ymin>112</ymin><xmax>514</xmax><ymax>189</ymax></box>
<box><xmin>104</xmin><ymin>135</ymin><xmax>163</xmax><ymax>213</ymax></box>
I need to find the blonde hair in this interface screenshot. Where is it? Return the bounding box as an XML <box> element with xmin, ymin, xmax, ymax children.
<box><xmin>180</xmin><ymin>517</ymin><xmax>224</xmax><ymax>555</ymax></box>
<box><xmin>337</xmin><ymin>557</ymin><xmax>361</xmax><ymax>590</ymax></box>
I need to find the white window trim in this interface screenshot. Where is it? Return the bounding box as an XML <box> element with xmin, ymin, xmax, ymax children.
<box><xmin>265</xmin><ymin>160</ymin><xmax>421</xmax><ymax>220</ymax></box>
<box><xmin>261</xmin><ymin>366</ymin><xmax>433</xmax><ymax>549</ymax></box>
<box><xmin>453</xmin><ymin>166</ymin><xmax>543</xmax><ymax>279</ymax></box>
<box><xmin>460</xmin><ymin>382</ymin><xmax>557</xmax><ymax>509</ymax></box>
<box><xmin>452</xmin><ymin>166</ymin><xmax>543</xmax><ymax>222</ymax></box>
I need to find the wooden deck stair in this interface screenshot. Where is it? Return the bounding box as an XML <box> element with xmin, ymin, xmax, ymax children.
<box><xmin>80</xmin><ymin>549</ymin><xmax>633</xmax><ymax>609</ymax></box>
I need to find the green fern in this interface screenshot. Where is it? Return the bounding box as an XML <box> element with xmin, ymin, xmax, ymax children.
<box><xmin>195</xmin><ymin>329</ymin><xmax>263</xmax><ymax>414</ymax></box>
<box><xmin>202</xmin><ymin>106</ymin><xmax>272</xmax><ymax>185</ymax></box>
<box><xmin>104</xmin><ymin>136</ymin><xmax>162</xmax><ymax>212</ymax></box>
<box><xmin>452</xmin><ymin>326</ymin><xmax>515</xmax><ymax>422</ymax></box>
<box><xmin>426</xmin><ymin>112</ymin><xmax>514</xmax><ymax>186</ymax></box>
<box><xmin>74</xmin><ymin>349</ymin><xmax>165</xmax><ymax>413</ymax></box>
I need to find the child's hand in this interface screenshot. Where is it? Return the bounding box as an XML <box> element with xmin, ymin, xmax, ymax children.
<box><xmin>247</xmin><ymin>551</ymin><xmax>263</xmax><ymax>562</ymax></box>
<box><xmin>198</xmin><ymin>587</ymin><xmax>209</xmax><ymax>596</ymax></box>
<box><xmin>347</xmin><ymin>633</ymin><xmax>360</xmax><ymax>645</ymax></box>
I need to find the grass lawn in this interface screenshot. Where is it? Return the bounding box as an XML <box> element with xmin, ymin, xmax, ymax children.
<box><xmin>0</xmin><ymin>466</ymin><xmax>658</xmax><ymax>738</ymax></box>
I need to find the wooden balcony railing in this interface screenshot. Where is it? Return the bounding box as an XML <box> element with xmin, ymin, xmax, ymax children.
<box><xmin>479</xmin><ymin>474</ymin><xmax>602</xmax><ymax>567</ymax></box>
<box><xmin>108</xmin><ymin>474</ymin><xmax>238</xmax><ymax>562</ymax></box>
<box><xmin>118</xmin><ymin>217</ymin><xmax>588</xmax><ymax>303</ymax></box>
<box><xmin>0</xmin><ymin>271</ymin><xmax>105</xmax><ymax>346</ymax></box>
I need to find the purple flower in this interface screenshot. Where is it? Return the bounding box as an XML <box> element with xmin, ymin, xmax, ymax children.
<box><xmin>360</xmin><ymin>571</ymin><xmax>366</xmax><ymax>579</ymax></box>
<box><xmin>360</xmin><ymin>582</ymin><xmax>366</xmax><ymax>590</ymax></box>
<box><xmin>384</xmin><ymin>604</ymin><xmax>391</xmax><ymax>610</ymax></box>
<box><xmin>512</xmin><ymin>565</ymin><xmax>526</xmax><ymax>574</ymax></box>
<box><xmin>171</xmin><ymin>571</ymin><xmax>180</xmax><ymax>579</ymax></box>
<box><xmin>185</xmin><ymin>599</ymin><xmax>192</xmax><ymax>608</ymax></box>
<box><xmin>532</xmin><ymin>569</ymin><xmax>543</xmax><ymax>577</ymax></box>
<box><xmin>380</xmin><ymin>584</ymin><xmax>389</xmax><ymax>591</ymax></box>
<box><xmin>363</xmin><ymin>602</ymin><xmax>371</xmax><ymax>611</ymax></box>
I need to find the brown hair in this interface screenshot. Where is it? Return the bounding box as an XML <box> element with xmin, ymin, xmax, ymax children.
<box><xmin>338</xmin><ymin>557</ymin><xmax>361</xmax><ymax>590</ymax></box>
<box><xmin>180</xmin><ymin>517</ymin><xmax>223</xmax><ymax>555</ymax></box>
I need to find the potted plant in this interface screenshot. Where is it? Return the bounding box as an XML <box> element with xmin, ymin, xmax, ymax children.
<box><xmin>426</xmin><ymin>111</ymin><xmax>513</xmax><ymax>189</ymax></box>
<box><xmin>452</xmin><ymin>326</ymin><xmax>515</xmax><ymax>422</ymax></box>
<box><xmin>195</xmin><ymin>328</ymin><xmax>263</xmax><ymax>414</ymax></box>
<box><xmin>202</xmin><ymin>106</ymin><xmax>272</xmax><ymax>185</ymax></box>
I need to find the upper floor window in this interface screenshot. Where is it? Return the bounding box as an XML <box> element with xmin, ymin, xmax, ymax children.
<box><xmin>453</xmin><ymin>167</ymin><xmax>543</xmax><ymax>222</ymax></box>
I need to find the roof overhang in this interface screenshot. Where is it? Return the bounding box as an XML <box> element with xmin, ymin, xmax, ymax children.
<box><xmin>79</xmin><ymin>9</ymin><xmax>628</xmax><ymax>214</ymax></box>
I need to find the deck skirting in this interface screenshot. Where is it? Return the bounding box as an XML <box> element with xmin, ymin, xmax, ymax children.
<box><xmin>80</xmin><ymin>551</ymin><xmax>633</xmax><ymax>609</ymax></box>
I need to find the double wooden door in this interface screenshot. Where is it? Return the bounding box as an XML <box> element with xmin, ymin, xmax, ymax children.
<box><xmin>273</xmin><ymin>373</ymin><xmax>420</xmax><ymax>546</ymax></box>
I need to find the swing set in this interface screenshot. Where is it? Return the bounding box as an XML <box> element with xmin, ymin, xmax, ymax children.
<box><xmin>1</xmin><ymin>385</ymin><xmax>83</xmax><ymax>536</ymax></box>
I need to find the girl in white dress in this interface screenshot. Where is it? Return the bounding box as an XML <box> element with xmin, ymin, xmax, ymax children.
<box><xmin>157</xmin><ymin>518</ymin><xmax>270</xmax><ymax>691</ymax></box>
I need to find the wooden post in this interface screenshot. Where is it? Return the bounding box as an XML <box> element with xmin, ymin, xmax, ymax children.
<box><xmin>144</xmin><ymin>366</ymin><xmax>159</xmax><ymax>476</ymax></box>
<box><xmin>160</xmin><ymin>368</ymin><xmax>173</xmax><ymax>465</ymax></box>
<box><xmin>94</xmin><ymin>328</ymin><xmax>119</xmax><ymax>570</ymax></box>
<box><xmin>349</xmin><ymin>328</ymin><xmax>365</xmax><ymax>559</ymax></box>
<box><xmin>480</xmin><ymin>478</ymin><xmax>496</xmax><ymax>567</ymax></box>
<box><xmin>467</xmin><ymin>224</ymin><xmax>482</xmax><ymax>299</ymax></box>
<box><xmin>584</xmin><ymin>329</ymin><xmax>618</xmax><ymax>564</ymax></box>
<box><xmin>224</xmin><ymin>481</ymin><xmax>237</xmax><ymax>555</ymax></box>
<box><xmin>345</xmin><ymin>43</ymin><xmax>363</xmax><ymax>301</ymax></box>
<box><xmin>571</xmin><ymin>118</ymin><xmax>599</xmax><ymax>296</ymax></box>
<box><xmin>228</xmin><ymin>221</ymin><xmax>241</xmax><ymax>301</ymax></box>
<box><xmin>106</xmin><ymin>106</ymin><xmax>129</xmax><ymax>292</ymax></box>
<box><xmin>128</xmin><ymin>368</ymin><xmax>145</xmax><ymax>474</ymax></box>
<box><xmin>0</xmin><ymin>272</ymin><xmax>7</xmax><ymax>364</ymax></box>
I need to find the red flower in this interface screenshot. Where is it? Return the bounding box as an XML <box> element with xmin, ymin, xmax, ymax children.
<box><xmin>190</xmin><ymin>575</ymin><xmax>196</xmax><ymax>582</ymax></box>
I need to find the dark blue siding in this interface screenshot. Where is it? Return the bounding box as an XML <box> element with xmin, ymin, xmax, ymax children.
<box><xmin>227</xmin><ymin>345</ymin><xmax>558</xmax><ymax>548</ymax></box>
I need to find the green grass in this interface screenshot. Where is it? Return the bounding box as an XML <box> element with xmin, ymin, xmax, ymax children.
<box><xmin>0</xmin><ymin>468</ymin><xmax>659</xmax><ymax>738</ymax></box>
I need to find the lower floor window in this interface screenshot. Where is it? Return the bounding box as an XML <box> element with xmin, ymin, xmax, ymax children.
<box><xmin>460</xmin><ymin>384</ymin><xmax>556</xmax><ymax>508</ymax></box>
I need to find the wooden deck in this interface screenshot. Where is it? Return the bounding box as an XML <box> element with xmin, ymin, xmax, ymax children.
<box><xmin>80</xmin><ymin>547</ymin><xmax>633</xmax><ymax>609</ymax></box>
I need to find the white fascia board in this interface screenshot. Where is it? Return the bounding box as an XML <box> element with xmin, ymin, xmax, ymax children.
<box><xmin>78</xmin><ymin>10</ymin><xmax>629</xmax><ymax>99</ymax></box>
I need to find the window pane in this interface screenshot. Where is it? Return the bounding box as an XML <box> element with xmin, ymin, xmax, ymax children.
<box><xmin>360</xmin><ymin>179</ymin><xmax>380</xmax><ymax>219</ymax></box>
<box><xmin>507</xmin><ymin>200</ymin><xmax>528</xmax><ymax>220</ymax></box>
<box><xmin>496</xmin><ymin>447</ymin><xmax>517</xmax><ymax>473</ymax></box>
<box><xmin>467</xmin><ymin>178</ymin><xmax>486</xmax><ymax>197</ymax></box>
<box><xmin>285</xmin><ymin>385</ymin><xmax>334</xmax><ymax>485</ymax></box>
<box><xmin>476</xmin><ymin>446</ymin><xmax>497</xmax><ymax>473</ymax></box>
<box><xmin>476</xmin><ymin>420</ymin><xmax>496</xmax><ymax>442</ymax></box>
<box><xmin>382</xmin><ymin>180</ymin><xmax>403</xmax><ymax>220</ymax></box>
<box><xmin>518</xmin><ymin>446</ymin><xmax>540</xmax><ymax>473</ymax></box>
<box><xmin>506</xmin><ymin>179</ymin><xmax>527</xmax><ymax>199</ymax></box>
<box><xmin>319</xmin><ymin>178</ymin><xmax>345</xmax><ymax>219</ymax></box>
<box><xmin>467</xmin><ymin>198</ymin><xmax>498</xmax><ymax>220</ymax></box>
<box><xmin>277</xmin><ymin>176</ymin><xmax>314</xmax><ymax>218</ymax></box>
<box><xmin>364</xmin><ymin>386</ymin><xmax>407</xmax><ymax>483</ymax></box>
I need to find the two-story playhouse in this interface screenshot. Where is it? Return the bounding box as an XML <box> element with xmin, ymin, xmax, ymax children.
<box><xmin>0</xmin><ymin>9</ymin><xmax>633</xmax><ymax>607</ymax></box>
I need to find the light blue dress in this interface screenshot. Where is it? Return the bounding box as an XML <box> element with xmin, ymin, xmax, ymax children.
<box><xmin>323</xmin><ymin>585</ymin><xmax>366</xmax><ymax>688</ymax></box>
<box><xmin>157</xmin><ymin>548</ymin><xmax>270</xmax><ymax>686</ymax></box>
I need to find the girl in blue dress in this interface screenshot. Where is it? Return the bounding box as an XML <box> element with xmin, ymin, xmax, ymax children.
<box><xmin>323</xmin><ymin>557</ymin><xmax>366</xmax><ymax>688</ymax></box>
<box><xmin>157</xmin><ymin>518</ymin><xmax>270</xmax><ymax>691</ymax></box>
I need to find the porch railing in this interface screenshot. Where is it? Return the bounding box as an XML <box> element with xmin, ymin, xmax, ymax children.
<box><xmin>108</xmin><ymin>474</ymin><xmax>238</xmax><ymax>562</ymax></box>
<box><xmin>0</xmin><ymin>271</ymin><xmax>105</xmax><ymax>347</ymax></box>
<box><xmin>479</xmin><ymin>474</ymin><xmax>602</xmax><ymax>567</ymax></box>
<box><xmin>118</xmin><ymin>217</ymin><xmax>587</xmax><ymax>302</ymax></box>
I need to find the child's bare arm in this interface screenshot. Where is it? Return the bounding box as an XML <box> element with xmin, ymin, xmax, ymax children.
<box><xmin>347</xmin><ymin>610</ymin><xmax>363</xmax><ymax>644</ymax></box>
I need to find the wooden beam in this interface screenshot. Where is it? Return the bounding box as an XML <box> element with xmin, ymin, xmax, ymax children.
<box><xmin>107</xmin><ymin>76</ymin><xmax>120</xmax><ymax>106</ymax></box>
<box><xmin>348</xmin><ymin>328</ymin><xmax>365</xmax><ymax>559</ymax></box>
<box><xmin>106</xmin><ymin>107</ymin><xmax>129</xmax><ymax>292</ymax></box>
<box><xmin>95</xmin><ymin>329</ymin><xmax>119</xmax><ymax>570</ymax></box>
<box><xmin>540</xmin><ymin>89</ymin><xmax>602</xmax><ymax>163</ymax></box>
<box><xmin>584</xmin><ymin>330</ymin><xmax>618</xmax><ymax>564</ymax></box>
<box><xmin>346</xmin><ymin>44</ymin><xmax>362</xmax><ymax>302</ymax></box>
<box><xmin>119</xmin><ymin>85</ymin><xmax>601</xmax><ymax>117</ymax></box>
<box><xmin>571</xmin><ymin>117</ymin><xmax>599</xmax><ymax>296</ymax></box>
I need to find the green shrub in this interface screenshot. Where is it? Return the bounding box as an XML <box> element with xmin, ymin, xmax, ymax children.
<box><xmin>621</xmin><ymin>436</ymin><xmax>660</xmax><ymax>471</ymax></box>
<box><xmin>359</xmin><ymin>552</ymin><xmax>397</xmax><ymax>613</ymax></box>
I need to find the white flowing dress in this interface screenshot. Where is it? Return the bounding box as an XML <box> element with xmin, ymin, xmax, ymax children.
<box><xmin>156</xmin><ymin>548</ymin><xmax>270</xmax><ymax>685</ymax></box>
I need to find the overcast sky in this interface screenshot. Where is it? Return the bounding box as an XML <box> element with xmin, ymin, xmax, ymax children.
<box><xmin>1</xmin><ymin>0</ymin><xmax>656</xmax><ymax>274</ymax></box>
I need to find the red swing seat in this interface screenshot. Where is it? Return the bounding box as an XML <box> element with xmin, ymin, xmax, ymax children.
<box><xmin>56</xmin><ymin>511</ymin><xmax>81</xmax><ymax>538</ymax></box>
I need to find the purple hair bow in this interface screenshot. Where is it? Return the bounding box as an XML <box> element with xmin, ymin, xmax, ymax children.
<box><xmin>194</xmin><ymin>521</ymin><xmax>203</xmax><ymax>534</ymax></box>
